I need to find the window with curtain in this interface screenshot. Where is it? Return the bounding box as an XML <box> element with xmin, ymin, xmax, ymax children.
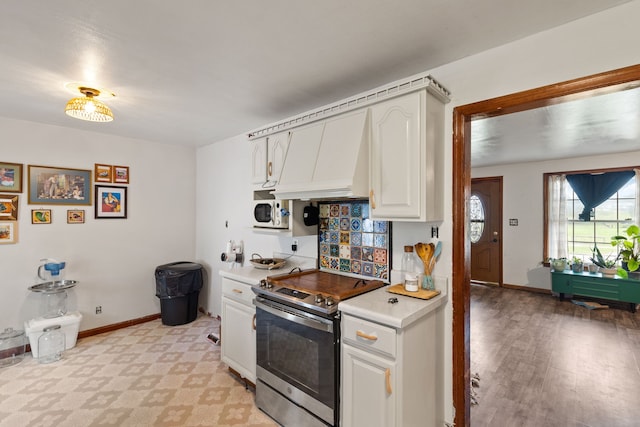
<box><xmin>545</xmin><ymin>167</ymin><xmax>639</xmax><ymax>262</ymax></box>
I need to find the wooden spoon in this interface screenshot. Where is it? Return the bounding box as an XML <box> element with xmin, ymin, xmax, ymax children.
<box><xmin>415</xmin><ymin>242</ymin><xmax>433</xmax><ymax>274</ymax></box>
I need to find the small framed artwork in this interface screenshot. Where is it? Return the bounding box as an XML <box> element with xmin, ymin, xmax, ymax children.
<box><xmin>0</xmin><ymin>222</ymin><xmax>18</xmax><ymax>244</ymax></box>
<box><xmin>31</xmin><ymin>209</ymin><xmax>51</xmax><ymax>224</ymax></box>
<box><xmin>28</xmin><ymin>165</ymin><xmax>91</xmax><ymax>205</ymax></box>
<box><xmin>0</xmin><ymin>194</ymin><xmax>18</xmax><ymax>220</ymax></box>
<box><xmin>67</xmin><ymin>209</ymin><xmax>85</xmax><ymax>224</ymax></box>
<box><xmin>94</xmin><ymin>164</ymin><xmax>113</xmax><ymax>183</ymax></box>
<box><xmin>0</xmin><ymin>162</ymin><xmax>23</xmax><ymax>193</ymax></box>
<box><xmin>95</xmin><ymin>185</ymin><xmax>127</xmax><ymax>219</ymax></box>
<box><xmin>113</xmin><ymin>165</ymin><xmax>129</xmax><ymax>184</ymax></box>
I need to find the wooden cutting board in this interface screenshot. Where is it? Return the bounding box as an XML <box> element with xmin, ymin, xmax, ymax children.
<box><xmin>387</xmin><ymin>283</ymin><xmax>441</xmax><ymax>300</ymax></box>
<box><xmin>267</xmin><ymin>269</ymin><xmax>385</xmax><ymax>301</ymax></box>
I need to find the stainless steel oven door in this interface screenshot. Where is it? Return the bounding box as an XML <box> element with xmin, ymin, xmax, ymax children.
<box><xmin>254</xmin><ymin>296</ymin><xmax>338</xmax><ymax>426</ymax></box>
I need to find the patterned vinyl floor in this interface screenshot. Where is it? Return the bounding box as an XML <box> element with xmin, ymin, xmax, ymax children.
<box><xmin>0</xmin><ymin>315</ymin><xmax>278</xmax><ymax>427</ymax></box>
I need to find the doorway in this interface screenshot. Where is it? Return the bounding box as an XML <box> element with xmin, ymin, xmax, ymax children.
<box><xmin>470</xmin><ymin>177</ymin><xmax>502</xmax><ymax>285</ymax></box>
<box><xmin>451</xmin><ymin>64</ymin><xmax>640</xmax><ymax>427</ymax></box>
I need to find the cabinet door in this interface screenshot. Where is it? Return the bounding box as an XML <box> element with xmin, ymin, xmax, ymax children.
<box><xmin>342</xmin><ymin>344</ymin><xmax>395</xmax><ymax>427</ymax></box>
<box><xmin>221</xmin><ymin>297</ymin><xmax>256</xmax><ymax>382</ymax></box>
<box><xmin>370</xmin><ymin>91</ymin><xmax>425</xmax><ymax>220</ymax></box>
<box><xmin>267</xmin><ymin>131</ymin><xmax>290</xmax><ymax>185</ymax></box>
<box><xmin>251</xmin><ymin>137</ymin><xmax>268</xmax><ymax>186</ymax></box>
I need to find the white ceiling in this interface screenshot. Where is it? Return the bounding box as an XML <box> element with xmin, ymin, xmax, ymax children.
<box><xmin>471</xmin><ymin>86</ymin><xmax>640</xmax><ymax>167</ymax></box>
<box><xmin>0</xmin><ymin>0</ymin><xmax>636</xmax><ymax>165</ymax></box>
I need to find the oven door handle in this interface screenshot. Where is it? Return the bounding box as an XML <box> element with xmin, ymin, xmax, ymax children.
<box><xmin>254</xmin><ymin>297</ymin><xmax>334</xmax><ymax>333</ymax></box>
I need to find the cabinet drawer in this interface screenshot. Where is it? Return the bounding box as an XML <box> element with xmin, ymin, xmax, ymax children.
<box><xmin>342</xmin><ymin>314</ymin><xmax>396</xmax><ymax>358</ymax></box>
<box><xmin>572</xmin><ymin>278</ymin><xmax>620</xmax><ymax>300</ymax></box>
<box><xmin>221</xmin><ymin>277</ymin><xmax>255</xmax><ymax>306</ymax></box>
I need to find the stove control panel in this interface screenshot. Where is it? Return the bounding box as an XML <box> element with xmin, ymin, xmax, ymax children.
<box><xmin>276</xmin><ymin>287</ymin><xmax>310</xmax><ymax>300</ymax></box>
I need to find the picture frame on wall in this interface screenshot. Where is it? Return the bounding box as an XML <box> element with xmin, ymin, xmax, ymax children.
<box><xmin>95</xmin><ymin>185</ymin><xmax>127</xmax><ymax>219</ymax></box>
<box><xmin>0</xmin><ymin>221</ymin><xmax>18</xmax><ymax>244</ymax></box>
<box><xmin>31</xmin><ymin>209</ymin><xmax>51</xmax><ymax>224</ymax></box>
<box><xmin>0</xmin><ymin>162</ymin><xmax>23</xmax><ymax>193</ymax></box>
<box><xmin>67</xmin><ymin>209</ymin><xmax>85</xmax><ymax>224</ymax></box>
<box><xmin>113</xmin><ymin>165</ymin><xmax>129</xmax><ymax>184</ymax></box>
<box><xmin>94</xmin><ymin>164</ymin><xmax>113</xmax><ymax>183</ymax></box>
<box><xmin>28</xmin><ymin>165</ymin><xmax>91</xmax><ymax>205</ymax></box>
<box><xmin>0</xmin><ymin>194</ymin><xmax>18</xmax><ymax>221</ymax></box>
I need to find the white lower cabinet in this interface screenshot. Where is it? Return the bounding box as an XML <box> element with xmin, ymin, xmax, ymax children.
<box><xmin>341</xmin><ymin>312</ymin><xmax>436</xmax><ymax>427</ymax></box>
<box><xmin>342</xmin><ymin>344</ymin><xmax>396</xmax><ymax>427</ymax></box>
<box><xmin>220</xmin><ymin>277</ymin><xmax>256</xmax><ymax>383</ymax></box>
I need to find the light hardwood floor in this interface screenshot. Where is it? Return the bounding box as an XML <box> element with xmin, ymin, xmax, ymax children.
<box><xmin>470</xmin><ymin>283</ymin><xmax>640</xmax><ymax>427</ymax></box>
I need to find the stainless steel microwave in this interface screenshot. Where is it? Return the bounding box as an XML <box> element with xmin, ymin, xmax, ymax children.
<box><xmin>253</xmin><ymin>199</ymin><xmax>290</xmax><ymax>229</ymax></box>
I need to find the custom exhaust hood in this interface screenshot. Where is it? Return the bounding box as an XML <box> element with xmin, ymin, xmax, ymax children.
<box><xmin>271</xmin><ymin>108</ymin><xmax>370</xmax><ymax>200</ymax></box>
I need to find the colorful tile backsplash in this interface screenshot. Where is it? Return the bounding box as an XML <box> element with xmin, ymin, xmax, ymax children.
<box><xmin>318</xmin><ymin>200</ymin><xmax>391</xmax><ymax>281</ymax></box>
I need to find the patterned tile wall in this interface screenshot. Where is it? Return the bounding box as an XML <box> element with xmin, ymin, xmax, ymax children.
<box><xmin>318</xmin><ymin>201</ymin><xmax>391</xmax><ymax>281</ymax></box>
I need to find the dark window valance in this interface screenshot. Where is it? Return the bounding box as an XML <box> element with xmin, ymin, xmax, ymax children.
<box><xmin>566</xmin><ymin>171</ymin><xmax>634</xmax><ymax>221</ymax></box>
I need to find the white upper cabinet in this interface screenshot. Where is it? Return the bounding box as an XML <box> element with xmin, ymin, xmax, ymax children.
<box><xmin>250</xmin><ymin>137</ymin><xmax>268</xmax><ymax>187</ymax></box>
<box><xmin>251</xmin><ymin>131</ymin><xmax>291</xmax><ymax>189</ymax></box>
<box><xmin>267</xmin><ymin>131</ymin><xmax>290</xmax><ymax>186</ymax></box>
<box><xmin>369</xmin><ymin>89</ymin><xmax>444</xmax><ymax>221</ymax></box>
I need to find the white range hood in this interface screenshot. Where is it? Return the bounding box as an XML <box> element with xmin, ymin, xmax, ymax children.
<box><xmin>271</xmin><ymin>108</ymin><xmax>370</xmax><ymax>200</ymax></box>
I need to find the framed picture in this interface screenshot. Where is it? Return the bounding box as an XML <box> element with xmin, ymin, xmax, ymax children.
<box><xmin>94</xmin><ymin>164</ymin><xmax>113</xmax><ymax>183</ymax></box>
<box><xmin>113</xmin><ymin>165</ymin><xmax>129</xmax><ymax>184</ymax></box>
<box><xmin>28</xmin><ymin>165</ymin><xmax>91</xmax><ymax>205</ymax></box>
<box><xmin>0</xmin><ymin>222</ymin><xmax>18</xmax><ymax>244</ymax></box>
<box><xmin>31</xmin><ymin>209</ymin><xmax>51</xmax><ymax>224</ymax></box>
<box><xmin>95</xmin><ymin>185</ymin><xmax>127</xmax><ymax>219</ymax></box>
<box><xmin>0</xmin><ymin>162</ymin><xmax>23</xmax><ymax>193</ymax></box>
<box><xmin>0</xmin><ymin>194</ymin><xmax>18</xmax><ymax>220</ymax></box>
<box><xmin>67</xmin><ymin>209</ymin><xmax>85</xmax><ymax>224</ymax></box>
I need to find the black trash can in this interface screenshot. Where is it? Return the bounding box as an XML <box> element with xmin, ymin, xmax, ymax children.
<box><xmin>155</xmin><ymin>262</ymin><xmax>203</xmax><ymax>326</ymax></box>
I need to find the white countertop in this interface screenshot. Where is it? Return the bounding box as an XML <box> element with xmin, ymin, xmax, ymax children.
<box><xmin>218</xmin><ymin>254</ymin><xmax>317</xmax><ymax>285</ymax></box>
<box><xmin>339</xmin><ymin>277</ymin><xmax>448</xmax><ymax>329</ymax></box>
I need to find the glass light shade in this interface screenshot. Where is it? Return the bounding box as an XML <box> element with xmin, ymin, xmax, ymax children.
<box><xmin>65</xmin><ymin>96</ymin><xmax>114</xmax><ymax>122</ymax></box>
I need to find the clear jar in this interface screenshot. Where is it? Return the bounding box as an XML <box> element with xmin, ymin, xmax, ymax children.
<box><xmin>401</xmin><ymin>246</ymin><xmax>422</xmax><ymax>292</ymax></box>
<box><xmin>41</xmin><ymin>291</ymin><xmax>67</xmax><ymax>318</ymax></box>
<box><xmin>0</xmin><ymin>327</ymin><xmax>26</xmax><ymax>367</ymax></box>
<box><xmin>38</xmin><ymin>325</ymin><xmax>65</xmax><ymax>364</ymax></box>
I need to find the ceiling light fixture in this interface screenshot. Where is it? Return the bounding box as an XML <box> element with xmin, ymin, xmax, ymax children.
<box><xmin>65</xmin><ymin>87</ymin><xmax>114</xmax><ymax>122</ymax></box>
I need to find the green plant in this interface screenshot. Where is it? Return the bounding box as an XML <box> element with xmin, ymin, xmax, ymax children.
<box><xmin>612</xmin><ymin>224</ymin><xmax>640</xmax><ymax>278</ymax></box>
<box><xmin>571</xmin><ymin>256</ymin><xmax>583</xmax><ymax>264</ymax></box>
<box><xmin>589</xmin><ymin>244</ymin><xmax>618</xmax><ymax>269</ymax></box>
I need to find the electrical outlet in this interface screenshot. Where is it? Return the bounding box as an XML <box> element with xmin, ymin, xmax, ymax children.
<box><xmin>95</xmin><ymin>306</ymin><xmax>102</xmax><ymax>314</ymax></box>
<box><xmin>292</xmin><ymin>239</ymin><xmax>298</xmax><ymax>252</ymax></box>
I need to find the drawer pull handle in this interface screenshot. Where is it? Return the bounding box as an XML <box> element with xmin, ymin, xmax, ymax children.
<box><xmin>252</xmin><ymin>314</ymin><xmax>256</xmax><ymax>330</ymax></box>
<box><xmin>385</xmin><ymin>368</ymin><xmax>392</xmax><ymax>394</ymax></box>
<box><xmin>232</xmin><ymin>289</ymin><xmax>243</xmax><ymax>294</ymax></box>
<box><xmin>356</xmin><ymin>330</ymin><xmax>378</xmax><ymax>341</ymax></box>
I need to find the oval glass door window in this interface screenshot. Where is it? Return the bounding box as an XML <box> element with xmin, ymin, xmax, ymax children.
<box><xmin>470</xmin><ymin>194</ymin><xmax>485</xmax><ymax>244</ymax></box>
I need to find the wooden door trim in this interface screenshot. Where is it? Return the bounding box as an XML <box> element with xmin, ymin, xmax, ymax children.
<box><xmin>452</xmin><ymin>63</ymin><xmax>640</xmax><ymax>427</ymax></box>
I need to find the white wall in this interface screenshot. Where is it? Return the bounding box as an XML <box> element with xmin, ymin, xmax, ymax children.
<box><xmin>0</xmin><ymin>117</ymin><xmax>196</xmax><ymax>331</ymax></box>
<box><xmin>195</xmin><ymin>135</ymin><xmax>320</xmax><ymax>317</ymax></box>
<box><xmin>473</xmin><ymin>150</ymin><xmax>640</xmax><ymax>291</ymax></box>
<box><xmin>194</xmin><ymin>2</ymin><xmax>640</xmax><ymax>424</ymax></box>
